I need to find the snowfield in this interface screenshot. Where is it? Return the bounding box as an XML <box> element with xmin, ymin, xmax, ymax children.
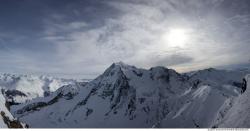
<box><xmin>0</xmin><ymin>62</ymin><xmax>249</xmax><ymax>128</ymax></box>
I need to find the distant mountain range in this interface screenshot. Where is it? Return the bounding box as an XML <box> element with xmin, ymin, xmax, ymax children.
<box><xmin>0</xmin><ymin>62</ymin><xmax>249</xmax><ymax>128</ymax></box>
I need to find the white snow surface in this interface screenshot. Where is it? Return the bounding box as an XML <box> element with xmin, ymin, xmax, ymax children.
<box><xmin>217</xmin><ymin>74</ymin><xmax>250</xmax><ymax>128</ymax></box>
<box><xmin>8</xmin><ymin>62</ymin><xmax>248</xmax><ymax>128</ymax></box>
<box><xmin>0</xmin><ymin>62</ymin><xmax>248</xmax><ymax>128</ymax></box>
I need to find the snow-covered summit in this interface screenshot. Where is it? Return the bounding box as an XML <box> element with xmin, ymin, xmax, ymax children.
<box><xmin>11</xmin><ymin>62</ymin><xmax>191</xmax><ymax>127</ymax></box>
<box><xmin>0</xmin><ymin>62</ymin><xmax>249</xmax><ymax>128</ymax></box>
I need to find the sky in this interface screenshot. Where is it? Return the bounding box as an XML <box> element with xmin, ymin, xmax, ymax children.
<box><xmin>0</xmin><ymin>0</ymin><xmax>250</xmax><ymax>79</ymax></box>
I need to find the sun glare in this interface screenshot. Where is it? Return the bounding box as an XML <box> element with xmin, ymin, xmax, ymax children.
<box><xmin>162</xmin><ymin>28</ymin><xmax>189</xmax><ymax>48</ymax></box>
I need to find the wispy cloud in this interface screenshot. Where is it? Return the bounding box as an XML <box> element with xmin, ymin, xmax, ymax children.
<box><xmin>0</xmin><ymin>0</ymin><xmax>250</xmax><ymax>78</ymax></box>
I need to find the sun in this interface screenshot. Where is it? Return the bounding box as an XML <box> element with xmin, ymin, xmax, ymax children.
<box><xmin>162</xmin><ymin>28</ymin><xmax>189</xmax><ymax>48</ymax></box>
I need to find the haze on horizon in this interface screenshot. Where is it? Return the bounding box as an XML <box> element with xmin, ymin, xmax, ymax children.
<box><xmin>0</xmin><ymin>0</ymin><xmax>250</xmax><ymax>79</ymax></box>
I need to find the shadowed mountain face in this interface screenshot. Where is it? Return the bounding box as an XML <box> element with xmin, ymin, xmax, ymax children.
<box><xmin>0</xmin><ymin>62</ymin><xmax>249</xmax><ymax>128</ymax></box>
<box><xmin>0</xmin><ymin>92</ymin><xmax>27</xmax><ymax>128</ymax></box>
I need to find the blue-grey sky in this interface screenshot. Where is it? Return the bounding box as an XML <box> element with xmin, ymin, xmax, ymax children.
<box><xmin>0</xmin><ymin>0</ymin><xmax>250</xmax><ymax>78</ymax></box>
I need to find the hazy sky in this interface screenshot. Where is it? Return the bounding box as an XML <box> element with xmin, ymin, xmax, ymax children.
<box><xmin>0</xmin><ymin>0</ymin><xmax>250</xmax><ymax>78</ymax></box>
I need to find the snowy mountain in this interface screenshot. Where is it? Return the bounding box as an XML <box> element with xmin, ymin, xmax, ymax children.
<box><xmin>10</xmin><ymin>63</ymin><xmax>190</xmax><ymax>127</ymax></box>
<box><xmin>216</xmin><ymin>74</ymin><xmax>250</xmax><ymax>128</ymax></box>
<box><xmin>0</xmin><ymin>62</ymin><xmax>249</xmax><ymax>128</ymax></box>
<box><xmin>155</xmin><ymin>68</ymin><xmax>246</xmax><ymax>128</ymax></box>
<box><xmin>0</xmin><ymin>73</ymin><xmax>80</xmax><ymax>104</ymax></box>
<box><xmin>0</xmin><ymin>73</ymin><xmax>83</xmax><ymax>128</ymax></box>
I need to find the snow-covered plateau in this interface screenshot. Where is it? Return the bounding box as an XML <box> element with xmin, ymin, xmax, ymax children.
<box><xmin>0</xmin><ymin>62</ymin><xmax>249</xmax><ymax>128</ymax></box>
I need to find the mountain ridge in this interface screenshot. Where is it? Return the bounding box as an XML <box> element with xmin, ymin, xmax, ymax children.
<box><xmin>0</xmin><ymin>62</ymin><xmax>249</xmax><ymax>128</ymax></box>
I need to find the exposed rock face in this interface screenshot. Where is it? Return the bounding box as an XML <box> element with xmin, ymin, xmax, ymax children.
<box><xmin>241</xmin><ymin>78</ymin><xmax>247</xmax><ymax>93</ymax></box>
<box><xmin>1</xmin><ymin>111</ymin><xmax>26</xmax><ymax>128</ymax></box>
<box><xmin>0</xmin><ymin>92</ymin><xmax>27</xmax><ymax>128</ymax></box>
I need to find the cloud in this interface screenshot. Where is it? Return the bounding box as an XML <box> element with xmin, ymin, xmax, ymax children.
<box><xmin>1</xmin><ymin>0</ymin><xmax>250</xmax><ymax>78</ymax></box>
<box><xmin>154</xmin><ymin>54</ymin><xmax>194</xmax><ymax>67</ymax></box>
<box><xmin>39</xmin><ymin>0</ymin><xmax>250</xmax><ymax>76</ymax></box>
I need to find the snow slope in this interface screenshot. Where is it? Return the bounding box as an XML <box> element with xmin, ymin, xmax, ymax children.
<box><xmin>158</xmin><ymin>84</ymin><xmax>239</xmax><ymax>128</ymax></box>
<box><xmin>188</xmin><ymin>68</ymin><xmax>246</xmax><ymax>88</ymax></box>
<box><xmin>0</xmin><ymin>91</ymin><xmax>26</xmax><ymax>128</ymax></box>
<box><xmin>0</xmin><ymin>92</ymin><xmax>13</xmax><ymax>128</ymax></box>
<box><xmin>217</xmin><ymin>74</ymin><xmax>250</xmax><ymax>128</ymax></box>
<box><xmin>155</xmin><ymin>69</ymin><xmax>246</xmax><ymax>128</ymax></box>
<box><xmin>8</xmin><ymin>62</ymin><xmax>248</xmax><ymax>128</ymax></box>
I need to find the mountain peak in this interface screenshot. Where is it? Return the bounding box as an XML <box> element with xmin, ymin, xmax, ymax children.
<box><xmin>101</xmin><ymin>62</ymin><xmax>128</xmax><ymax>78</ymax></box>
<box><xmin>106</xmin><ymin>62</ymin><xmax>138</xmax><ymax>72</ymax></box>
<box><xmin>113</xmin><ymin>61</ymin><xmax>135</xmax><ymax>69</ymax></box>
